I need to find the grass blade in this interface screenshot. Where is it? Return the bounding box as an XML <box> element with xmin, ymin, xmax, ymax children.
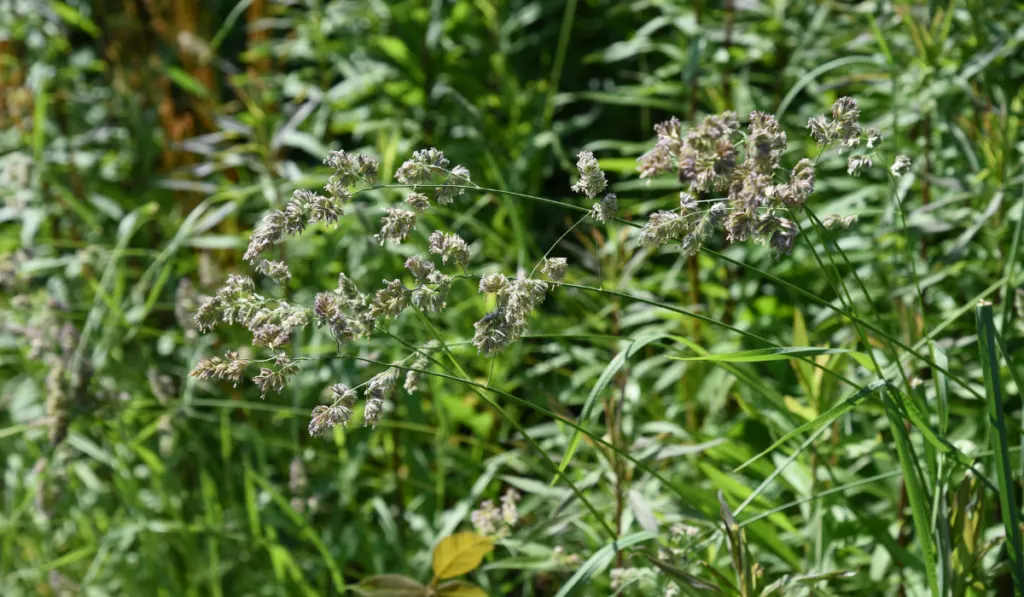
<box><xmin>977</xmin><ymin>301</ymin><xmax>1024</xmax><ymax>594</ymax></box>
<box><xmin>669</xmin><ymin>346</ymin><xmax>870</xmax><ymax>367</ymax></box>
<box><xmin>882</xmin><ymin>390</ymin><xmax>940</xmax><ymax>597</ymax></box>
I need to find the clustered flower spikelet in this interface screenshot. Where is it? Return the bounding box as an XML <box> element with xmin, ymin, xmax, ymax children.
<box><xmin>428</xmin><ymin>231</ymin><xmax>470</xmax><ymax>267</ymax></box>
<box><xmin>591</xmin><ymin>193</ymin><xmax>617</xmax><ymax>223</ymax></box>
<box><xmin>363</xmin><ymin>368</ymin><xmax>398</xmax><ymax>428</ymax></box>
<box><xmin>192</xmin><ymin>273</ymin><xmax>310</xmax><ymax>336</ymax></box>
<box><xmin>436</xmin><ymin>165</ymin><xmax>471</xmax><ymax>205</ymax></box>
<box><xmin>404</xmin><ymin>255</ymin><xmax>436</xmax><ymax>281</ymax></box>
<box><xmin>309</xmin><ymin>383</ymin><xmax>358</xmax><ymax>436</ymax></box>
<box><xmin>822</xmin><ymin>214</ymin><xmax>858</xmax><ymax>229</ymax></box>
<box><xmin>746</xmin><ymin>111</ymin><xmax>787</xmax><ymax>173</ymax></box>
<box><xmin>256</xmin><ymin>259</ymin><xmax>291</xmax><ymax>285</ymax></box>
<box><xmin>866</xmin><ymin>128</ymin><xmax>883</xmax><ymax>148</ymax></box>
<box><xmin>244</xmin><ymin>151</ymin><xmax>378</xmax><ymax>265</ymax></box>
<box><xmin>252</xmin><ymin>353</ymin><xmax>300</xmax><ymax>399</ymax></box>
<box><xmin>324</xmin><ymin>149</ymin><xmax>379</xmax><ymax>188</ymax></box>
<box><xmin>396</xmin><ymin>147</ymin><xmax>448</xmax><ymax>184</ymax></box>
<box><xmin>631</xmin><ymin>101</ymin><xmax>873</xmax><ymax>258</ymax></box>
<box><xmin>682</xmin><ymin>203</ymin><xmax>728</xmax><ymax>258</ymax></box>
<box><xmin>479</xmin><ymin>273</ymin><xmax>508</xmax><ymax>294</ymax></box>
<box><xmin>395</xmin><ymin>148</ymin><xmax>472</xmax><ymax>205</ymax></box>
<box><xmin>807</xmin><ymin>96</ymin><xmax>862</xmax><ymax>147</ymax></box>
<box><xmin>471</xmin><ymin>500</ymin><xmax>501</xmax><ymax>536</ymax></box>
<box><xmin>473</xmin><ymin>278</ymin><xmax>548</xmax><ymax>354</ymax></box>
<box><xmin>540</xmin><ymin>257</ymin><xmax>568</xmax><ymax>282</ymax></box>
<box><xmin>369</xmin><ymin>279</ymin><xmax>408</xmax><ymax>320</ymax></box>
<box><xmin>412</xmin><ymin>277</ymin><xmax>450</xmax><ymax>313</ymax></box>
<box><xmin>309</xmin><ymin>406</ymin><xmax>344</xmax><ymax>437</ymax></box>
<box><xmin>670</xmin><ymin>111</ymin><xmax>739</xmax><ymax>193</ymax></box>
<box><xmin>190</xmin><ymin>352</ymin><xmax>251</xmax><ymax>386</ymax></box>
<box><xmin>376</xmin><ymin>208</ymin><xmax>417</xmax><ymax>244</ymax></box>
<box><xmin>639</xmin><ymin>210</ymin><xmax>686</xmax><ymax>247</ymax></box>
<box><xmin>313</xmin><ymin>291</ymin><xmax>359</xmax><ymax>343</ymax></box>
<box><xmin>404</xmin><ymin>344</ymin><xmax>436</xmax><ymax>395</ymax></box>
<box><xmin>501</xmin><ymin>488</ymin><xmax>521</xmax><ymax>526</ymax></box>
<box><xmin>403</xmin><ymin>255</ymin><xmax>453</xmax><ymax>312</ymax></box>
<box><xmin>244</xmin><ymin>188</ymin><xmax>351</xmax><ymax>263</ymax></box>
<box><xmin>570</xmin><ymin>151</ymin><xmax>607</xmax><ymax>199</ymax></box>
<box><xmin>891</xmin><ymin>155</ymin><xmax>911</xmax><ymax>176</ymax></box>
<box><xmin>847</xmin><ymin>154</ymin><xmax>872</xmax><ymax>177</ymax></box>
<box><xmin>252</xmin><ymin>324</ymin><xmax>290</xmax><ymax>350</ymax></box>
<box><xmin>405</xmin><ymin>192</ymin><xmax>430</xmax><ymax>213</ymax></box>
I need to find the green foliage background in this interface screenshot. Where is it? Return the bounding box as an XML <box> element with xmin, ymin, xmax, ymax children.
<box><xmin>1</xmin><ymin>0</ymin><xmax>1023</xmax><ymax>595</ymax></box>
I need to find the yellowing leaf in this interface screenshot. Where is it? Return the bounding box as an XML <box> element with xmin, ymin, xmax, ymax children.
<box><xmin>437</xmin><ymin>580</ymin><xmax>489</xmax><ymax>597</ymax></box>
<box><xmin>355</xmin><ymin>574</ymin><xmax>428</xmax><ymax>597</ymax></box>
<box><xmin>784</xmin><ymin>395</ymin><xmax>817</xmax><ymax>421</ymax></box>
<box><xmin>432</xmin><ymin>532</ymin><xmax>495</xmax><ymax>580</ymax></box>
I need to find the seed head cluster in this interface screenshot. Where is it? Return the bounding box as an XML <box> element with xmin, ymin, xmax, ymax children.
<box><xmin>473</xmin><ymin>277</ymin><xmax>548</xmax><ymax>355</ymax></box>
<box><xmin>191</xmin><ymin>148</ymin><xmax>490</xmax><ymax>434</ymax></box>
<box><xmin>190</xmin><ymin>98</ymin><xmax>899</xmax><ymax>438</ymax></box>
<box><xmin>571</xmin><ymin>151</ymin><xmax>607</xmax><ymax>199</ymax></box>
<box><xmin>634</xmin><ymin>97</ymin><xmax>877</xmax><ymax>259</ymax></box>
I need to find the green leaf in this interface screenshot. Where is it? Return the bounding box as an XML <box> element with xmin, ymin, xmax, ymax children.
<box><xmin>52</xmin><ymin>1</ymin><xmax>100</xmax><ymax>37</ymax></box>
<box><xmin>432</xmin><ymin>532</ymin><xmax>495</xmax><ymax>580</ymax></box>
<box><xmin>211</xmin><ymin>0</ymin><xmax>255</xmax><ymax>51</ymax></box>
<box><xmin>166</xmin><ymin>66</ymin><xmax>210</xmax><ymax>99</ymax></box>
<box><xmin>977</xmin><ymin>302</ymin><xmax>1024</xmax><ymax>593</ymax></box>
<box><xmin>352</xmin><ymin>575</ymin><xmax>428</xmax><ymax>597</ymax></box>
<box><xmin>883</xmin><ymin>390</ymin><xmax>940</xmax><ymax>597</ymax></box>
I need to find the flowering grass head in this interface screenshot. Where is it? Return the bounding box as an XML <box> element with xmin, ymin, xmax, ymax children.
<box><xmin>189</xmin><ymin>97</ymin><xmax>906</xmax><ymax>438</ymax></box>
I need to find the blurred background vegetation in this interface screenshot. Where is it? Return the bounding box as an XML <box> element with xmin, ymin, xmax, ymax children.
<box><xmin>1</xmin><ymin>0</ymin><xmax>1023</xmax><ymax>595</ymax></box>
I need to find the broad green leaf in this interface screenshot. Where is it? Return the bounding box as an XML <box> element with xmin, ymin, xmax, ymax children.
<box><xmin>432</xmin><ymin>532</ymin><xmax>495</xmax><ymax>580</ymax></box>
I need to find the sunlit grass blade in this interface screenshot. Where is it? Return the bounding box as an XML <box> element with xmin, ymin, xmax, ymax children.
<box><xmin>669</xmin><ymin>346</ymin><xmax>870</xmax><ymax>367</ymax></box>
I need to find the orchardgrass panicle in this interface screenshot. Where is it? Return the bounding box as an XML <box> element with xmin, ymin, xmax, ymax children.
<box><xmin>190</xmin><ymin>99</ymin><xmax>897</xmax><ymax>436</ymax></box>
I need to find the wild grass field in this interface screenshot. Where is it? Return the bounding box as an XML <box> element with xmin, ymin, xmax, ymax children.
<box><xmin>1</xmin><ymin>1</ymin><xmax>1023</xmax><ymax>595</ymax></box>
